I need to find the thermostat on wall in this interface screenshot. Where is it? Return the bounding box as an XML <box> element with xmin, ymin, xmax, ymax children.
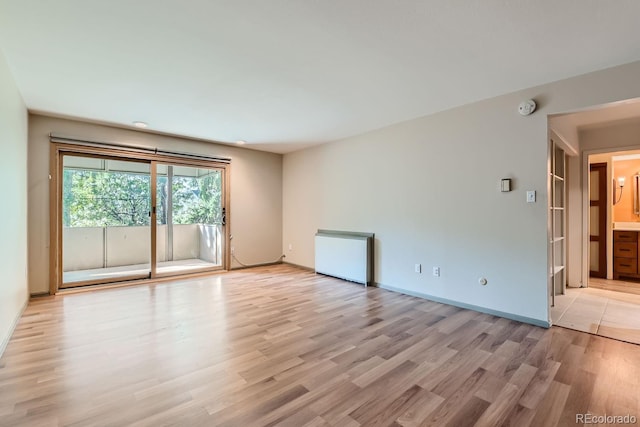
<box><xmin>501</xmin><ymin>178</ymin><xmax>511</xmax><ymax>192</ymax></box>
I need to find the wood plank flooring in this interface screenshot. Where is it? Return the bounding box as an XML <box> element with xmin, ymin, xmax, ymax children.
<box><xmin>589</xmin><ymin>277</ymin><xmax>640</xmax><ymax>296</ymax></box>
<box><xmin>1</xmin><ymin>264</ymin><xmax>639</xmax><ymax>426</ymax></box>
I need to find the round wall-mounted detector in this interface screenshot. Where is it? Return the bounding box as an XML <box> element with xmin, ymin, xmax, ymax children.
<box><xmin>479</xmin><ymin>277</ymin><xmax>488</xmax><ymax>286</ymax></box>
<box><xmin>236</xmin><ymin>140</ymin><xmax>246</xmax><ymax>145</ymax></box>
<box><xmin>132</xmin><ymin>121</ymin><xmax>148</xmax><ymax>128</ymax></box>
<box><xmin>518</xmin><ymin>100</ymin><xmax>536</xmax><ymax>116</ymax></box>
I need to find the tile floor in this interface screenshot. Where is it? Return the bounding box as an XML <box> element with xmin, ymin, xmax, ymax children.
<box><xmin>551</xmin><ymin>286</ymin><xmax>640</xmax><ymax>345</ymax></box>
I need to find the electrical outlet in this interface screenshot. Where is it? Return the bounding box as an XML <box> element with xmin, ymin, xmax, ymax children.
<box><xmin>288</xmin><ymin>243</ymin><xmax>293</xmax><ymax>251</ymax></box>
<box><xmin>415</xmin><ymin>263</ymin><xmax>421</xmax><ymax>273</ymax></box>
<box><xmin>231</xmin><ymin>247</ymin><xmax>235</xmax><ymax>255</ymax></box>
<box><xmin>433</xmin><ymin>267</ymin><xmax>440</xmax><ymax>277</ymax></box>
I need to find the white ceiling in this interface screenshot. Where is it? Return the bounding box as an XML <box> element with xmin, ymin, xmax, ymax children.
<box><xmin>1</xmin><ymin>1</ymin><xmax>640</xmax><ymax>153</ymax></box>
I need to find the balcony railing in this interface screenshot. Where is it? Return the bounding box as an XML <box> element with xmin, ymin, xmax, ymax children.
<box><xmin>63</xmin><ymin>223</ymin><xmax>222</xmax><ymax>273</ymax></box>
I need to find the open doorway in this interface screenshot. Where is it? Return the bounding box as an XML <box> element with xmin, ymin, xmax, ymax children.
<box><xmin>588</xmin><ymin>150</ymin><xmax>640</xmax><ymax>295</ymax></box>
<box><xmin>549</xmin><ymin>98</ymin><xmax>640</xmax><ymax>344</ymax></box>
<box><xmin>553</xmin><ymin>148</ymin><xmax>640</xmax><ymax>344</ymax></box>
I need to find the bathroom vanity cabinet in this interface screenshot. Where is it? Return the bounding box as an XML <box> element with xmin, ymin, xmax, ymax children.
<box><xmin>613</xmin><ymin>230</ymin><xmax>640</xmax><ymax>280</ymax></box>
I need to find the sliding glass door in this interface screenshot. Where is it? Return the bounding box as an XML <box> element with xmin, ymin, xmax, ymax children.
<box><xmin>154</xmin><ymin>163</ymin><xmax>225</xmax><ymax>277</ymax></box>
<box><xmin>61</xmin><ymin>155</ymin><xmax>152</xmax><ymax>287</ymax></box>
<box><xmin>55</xmin><ymin>149</ymin><xmax>229</xmax><ymax>290</ymax></box>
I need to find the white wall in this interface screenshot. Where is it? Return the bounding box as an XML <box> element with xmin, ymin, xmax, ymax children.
<box><xmin>0</xmin><ymin>50</ymin><xmax>29</xmax><ymax>354</ymax></box>
<box><xmin>580</xmin><ymin>120</ymin><xmax>640</xmax><ymax>152</ymax></box>
<box><xmin>105</xmin><ymin>226</ymin><xmax>151</xmax><ymax>267</ymax></box>
<box><xmin>283</xmin><ymin>60</ymin><xmax>640</xmax><ymax>326</ymax></box>
<box><xmin>63</xmin><ymin>227</ymin><xmax>104</xmax><ymax>270</ymax></box>
<box><xmin>28</xmin><ymin>115</ymin><xmax>283</xmax><ymax>294</ymax></box>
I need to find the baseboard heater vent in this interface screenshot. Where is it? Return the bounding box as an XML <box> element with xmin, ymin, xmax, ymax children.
<box><xmin>314</xmin><ymin>229</ymin><xmax>374</xmax><ymax>286</ymax></box>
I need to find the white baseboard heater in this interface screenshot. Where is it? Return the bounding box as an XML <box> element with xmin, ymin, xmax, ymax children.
<box><xmin>314</xmin><ymin>229</ymin><xmax>374</xmax><ymax>286</ymax></box>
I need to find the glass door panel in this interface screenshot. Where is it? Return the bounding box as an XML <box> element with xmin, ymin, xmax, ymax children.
<box><xmin>155</xmin><ymin>163</ymin><xmax>224</xmax><ymax>277</ymax></box>
<box><xmin>61</xmin><ymin>155</ymin><xmax>151</xmax><ymax>287</ymax></box>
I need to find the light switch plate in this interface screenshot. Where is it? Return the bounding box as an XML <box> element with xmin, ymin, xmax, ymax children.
<box><xmin>526</xmin><ymin>190</ymin><xmax>536</xmax><ymax>203</ymax></box>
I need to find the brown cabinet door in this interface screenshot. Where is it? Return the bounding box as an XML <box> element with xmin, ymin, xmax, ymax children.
<box><xmin>614</xmin><ymin>257</ymin><xmax>637</xmax><ymax>275</ymax></box>
<box><xmin>589</xmin><ymin>163</ymin><xmax>607</xmax><ymax>278</ymax></box>
<box><xmin>614</xmin><ymin>242</ymin><xmax>637</xmax><ymax>258</ymax></box>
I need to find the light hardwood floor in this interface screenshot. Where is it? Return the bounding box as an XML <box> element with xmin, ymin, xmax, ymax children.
<box><xmin>589</xmin><ymin>277</ymin><xmax>640</xmax><ymax>296</ymax></box>
<box><xmin>1</xmin><ymin>264</ymin><xmax>639</xmax><ymax>426</ymax></box>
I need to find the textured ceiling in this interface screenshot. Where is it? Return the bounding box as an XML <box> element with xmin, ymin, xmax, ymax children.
<box><xmin>1</xmin><ymin>1</ymin><xmax>640</xmax><ymax>153</ymax></box>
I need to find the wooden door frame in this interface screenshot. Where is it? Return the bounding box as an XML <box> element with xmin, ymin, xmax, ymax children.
<box><xmin>589</xmin><ymin>162</ymin><xmax>607</xmax><ymax>278</ymax></box>
<box><xmin>49</xmin><ymin>143</ymin><xmax>231</xmax><ymax>294</ymax></box>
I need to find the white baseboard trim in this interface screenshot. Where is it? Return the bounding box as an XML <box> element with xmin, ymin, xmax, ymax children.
<box><xmin>0</xmin><ymin>297</ymin><xmax>29</xmax><ymax>359</ymax></box>
<box><xmin>377</xmin><ymin>282</ymin><xmax>551</xmax><ymax>329</ymax></box>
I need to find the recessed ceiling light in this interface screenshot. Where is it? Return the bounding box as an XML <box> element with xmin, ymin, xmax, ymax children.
<box><xmin>236</xmin><ymin>140</ymin><xmax>246</xmax><ymax>145</ymax></box>
<box><xmin>132</xmin><ymin>121</ymin><xmax>148</xmax><ymax>128</ymax></box>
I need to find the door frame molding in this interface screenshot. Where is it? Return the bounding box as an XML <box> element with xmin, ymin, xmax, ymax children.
<box><xmin>49</xmin><ymin>142</ymin><xmax>231</xmax><ymax>294</ymax></box>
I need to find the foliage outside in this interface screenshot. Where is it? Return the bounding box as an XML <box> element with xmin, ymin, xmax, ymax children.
<box><xmin>63</xmin><ymin>169</ymin><xmax>222</xmax><ymax>227</ymax></box>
